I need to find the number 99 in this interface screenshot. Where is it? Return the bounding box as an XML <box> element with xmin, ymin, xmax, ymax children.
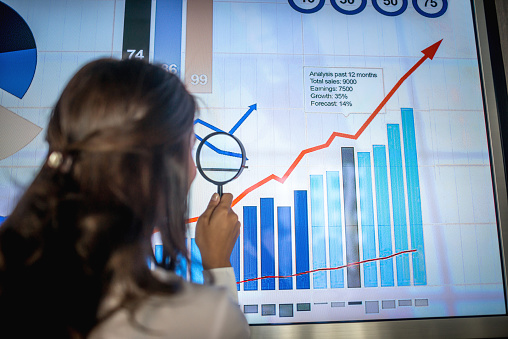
<box><xmin>191</xmin><ymin>74</ymin><xmax>208</xmax><ymax>85</ymax></box>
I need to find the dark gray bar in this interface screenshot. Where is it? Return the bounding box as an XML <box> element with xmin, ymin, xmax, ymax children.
<box><xmin>122</xmin><ymin>0</ymin><xmax>151</xmax><ymax>61</ymax></box>
<box><xmin>342</xmin><ymin>147</ymin><xmax>361</xmax><ymax>288</ymax></box>
<box><xmin>348</xmin><ymin>301</ymin><xmax>363</xmax><ymax>306</ymax></box>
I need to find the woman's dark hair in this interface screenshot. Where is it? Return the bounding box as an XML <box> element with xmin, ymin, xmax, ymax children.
<box><xmin>0</xmin><ymin>59</ymin><xmax>196</xmax><ymax>337</ymax></box>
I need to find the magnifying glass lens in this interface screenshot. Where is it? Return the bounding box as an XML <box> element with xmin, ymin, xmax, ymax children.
<box><xmin>197</xmin><ymin>133</ymin><xmax>245</xmax><ymax>184</ymax></box>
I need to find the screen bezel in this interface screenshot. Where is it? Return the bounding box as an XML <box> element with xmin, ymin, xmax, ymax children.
<box><xmin>249</xmin><ymin>1</ymin><xmax>508</xmax><ymax>337</ymax></box>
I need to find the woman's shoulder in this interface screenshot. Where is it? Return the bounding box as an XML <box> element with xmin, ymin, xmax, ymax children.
<box><xmin>88</xmin><ymin>275</ymin><xmax>250</xmax><ymax>339</ymax></box>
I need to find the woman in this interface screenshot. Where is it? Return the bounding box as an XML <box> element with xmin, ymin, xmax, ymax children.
<box><xmin>0</xmin><ymin>59</ymin><xmax>249</xmax><ymax>338</ymax></box>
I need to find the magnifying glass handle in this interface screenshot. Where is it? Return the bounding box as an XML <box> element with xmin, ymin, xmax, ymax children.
<box><xmin>217</xmin><ymin>185</ymin><xmax>223</xmax><ymax>197</ymax></box>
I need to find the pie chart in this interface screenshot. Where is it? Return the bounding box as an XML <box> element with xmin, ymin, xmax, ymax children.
<box><xmin>0</xmin><ymin>1</ymin><xmax>37</xmax><ymax>99</ymax></box>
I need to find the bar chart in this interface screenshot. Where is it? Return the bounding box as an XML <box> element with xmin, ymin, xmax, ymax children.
<box><xmin>229</xmin><ymin>107</ymin><xmax>426</xmax><ymax>291</ymax></box>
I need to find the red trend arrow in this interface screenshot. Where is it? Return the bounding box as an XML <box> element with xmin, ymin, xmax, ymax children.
<box><xmin>187</xmin><ymin>40</ymin><xmax>442</xmax><ymax>223</ymax></box>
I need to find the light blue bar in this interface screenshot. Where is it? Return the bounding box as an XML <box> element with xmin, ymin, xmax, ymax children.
<box><xmin>387</xmin><ymin>124</ymin><xmax>410</xmax><ymax>286</ymax></box>
<box><xmin>373</xmin><ymin>145</ymin><xmax>395</xmax><ymax>287</ymax></box>
<box><xmin>154</xmin><ymin>0</ymin><xmax>183</xmax><ymax>76</ymax></box>
<box><xmin>358</xmin><ymin>152</ymin><xmax>378</xmax><ymax>287</ymax></box>
<box><xmin>401</xmin><ymin>108</ymin><xmax>427</xmax><ymax>285</ymax></box>
<box><xmin>175</xmin><ymin>253</ymin><xmax>187</xmax><ymax>280</ymax></box>
<box><xmin>326</xmin><ymin>171</ymin><xmax>344</xmax><ymax>288</ymax></box>
<box><xmin>155</xmin><ymin>244</ymin><xmax>164</xmax><ymax>265</ymax></box>
<box><xmin>310</xmin><ymin>175</ymin><xmax>327</xmax><ymax>289</ymax></box>
<box><xmin>190</xmin><ymin>238</ymin><xmax>204</xmax><ymax>284</ymax></box>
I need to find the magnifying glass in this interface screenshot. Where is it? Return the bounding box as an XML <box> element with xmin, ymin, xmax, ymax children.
<box><xmin>195</xmin><ymin>132</ymin><xmax>247</xmax><ymax>197</ymax></box>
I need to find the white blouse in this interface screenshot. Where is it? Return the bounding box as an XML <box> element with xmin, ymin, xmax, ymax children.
<box><xmin>88</xmin><ymin>267</ymin><xmax>250</xmax><ymax>339</ymax></box>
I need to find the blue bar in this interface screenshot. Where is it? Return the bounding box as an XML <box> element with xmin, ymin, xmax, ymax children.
<box><xmin>326</xmin><ymin>171</ymin><xmax>344</xmax><ymax>288</ymax></box>
<box><xmin>401</xmin><ymin>108</ymin><xmax>427</xmax><ymax>285</ymax></box>
<box><xmin>342</xmin><ymin>147</ymin><xmax>361</xmax><ymax>288</ymax></box>
<box><xmin>154</xmin><ymin>0</ymin><xmax>183</xmax><ymax>76</ymax></box>
<box><xmin>231</xmin><ymin>237</ymin><xmax>240</xmax><ymax>291</ymax></box>
<box><xmin>278</xmin><ymin>207</ymin><xmax>293</xmax><ymax>290</ymax></box>
<box><xmin>260</xmin><ymin>198</ymin><xmax>275</xmax><ymax>290</ymax></box>
<box><xmin>373</xmin><ymin>145</ymin><xmax>395</xmax><ymax>287</ymax></box>
<box><xmin>310</xmin><ymin>175</ymin><xmax>327</xmax><ymax>289</ymax></box>
<box><xmin>243</xmin><ymin>206</ymin><xmax>258</xmax><ymax>291</ymax></box>
<box><xmin>387</xmin><ymin>124</ymin><xmax>410</xmax><ymax>286</ymax></box>
<box><xmin>0</xmin><ymin>216</ymin><xmax>6</xmax><ymax>225</ymax></box>
<box><xmin>155</xmin><ymin>244</ymin><xmax>164</xmax><ymax>265</ymax></box>
<box><xmin>154</xmin><ymin>244</ymin><xmax>187</xmax><ymax>278</ymax></box>
<box><xmin>175</xmin><ymin>253</ymin><xmax>187</xmax><ymax>279</ymax></box>
<box><xmin>190</xmin><ymin>238</ymin><xmax>204</xmax><ymax>284</ymax></box>
<box><xmin>357</xmin><ymin>152</ymin><xmax>378</xmax><ymax>287</ymax></box>
<box><xmin>294</xmin><ymin>190</ymin><xmax>310</xmax><ymax>289</ymax></box>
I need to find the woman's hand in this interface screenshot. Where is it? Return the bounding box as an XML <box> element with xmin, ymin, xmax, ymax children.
<box><xmin>195</xmin><ymin>193</ymin><xmax>241</xmax><ymax>270</ymax></box>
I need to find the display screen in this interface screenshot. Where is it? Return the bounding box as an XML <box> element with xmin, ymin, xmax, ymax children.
<box><xmin>0</xmin><ymin>0</ymin><xmax>506</xmax><ymax>326</ymax></box>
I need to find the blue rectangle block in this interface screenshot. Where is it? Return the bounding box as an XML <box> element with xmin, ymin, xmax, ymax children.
<box><xmin>387</xmin><ymin>124</ymin><xmax>410</xmax><ymax>286</ymax></box>
<box><xmin>190</xmin><ymin>238</ymin><xmax>203</xmax><ymax>284</ymax></box>
<box><xmin>357</xmin><ymin>152</ymin><xmax>377</xmax><ymax>287</ymax></box>
<box><xmin>243</xmin><ymin>206</ymin><xmax>258</xmax><ymax>291</ymax></box>
<box><xmin>278</xmin><ymin>207</ymin><xmax>293</xmax><ymax>290</ymax></box>
<box><xmin>310</xmin><ymin>175</ymin><xmax>327</xmax><ymax>289</ymax></box>
<box><xmin>175</xmin><ymin>253</ymin><xmax>187</xmax><ymax>279</ymax></box>
<box><xmin>401</xmin><ymin>108</ymin><xmax>427</xmax><ymax>286</ymax></box>
<box><xmin>260</xmin><ymin>198</ymin><xmax>275</xmax><ymax>290</ymax></box>
<box><xmin>294</xmin><ymin>190</ymin><xmax>310</xmax><ymax>289</ymax></box>
<box><xmin>154</xmin><ymin>0</ymin><xmax>183</xmax><ymax>76</ymax></box>
<box><xmin>154</xmin><ymin>244</ymin><xmax>163</xmax><ymax>265</ymax></box>
<box><xmin>373</xmin><ymin>146</ymin><xmax>395</xmax><ymax>287</ymax></box>
<box><xmin>231</xmin><ymin>237</ymin><xmax>240</xmax><ymax>290</ymax></box>
<box><xmin>326</xmin><ymin>171</ymin><xmax>344</xmax><ymax>288</ymax></box>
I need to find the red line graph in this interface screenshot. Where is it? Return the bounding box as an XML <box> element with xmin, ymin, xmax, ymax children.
<box><xmin>187</xmin><ymin>40</ymin><xmax>442</xmax><ymax>224</ymax></box>
<box><xmin>236</xmin><ymin>249</ymin><xmax>417</xmax><ymax>285</ymax></box>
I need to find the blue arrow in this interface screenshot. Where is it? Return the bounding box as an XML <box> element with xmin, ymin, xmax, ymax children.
<box><xmin>229</xmin><ymin>103</ymin><xmax>257</xmax><ymax>134</ymax></box>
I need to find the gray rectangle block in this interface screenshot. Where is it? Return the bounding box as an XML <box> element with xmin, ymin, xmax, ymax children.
<box><xmin>398</xmin><ymin>299</ymin><xmax>412</xmax><ymax>307</ymax></box>
<box><xmin>365</xmin><ymin>301</ymin><xmax>379</xmax><ymax>314</ymax></box>
<box><xmin>382</xmin><ymin>300</ymin><xmax>396</xmax><ymax>309</ymax></box>
<box><xmin>261</xmin><ymin>304</ymin><xmax>276</xmax><ymax>316</ymax></box>
<box><xmin>297</xmin><ymin>303</ymin><xmax>311</xmax><ymax>311</ymax></box>
<box><xmin>279</xmin><ymin>304</ymin><xmax>294</xmax><ymax>317</ymax></box>
<box><xmin>415</xmin><ymin>299</ymin><xmax>429</xmax><ymax>307</ymax></box>
<box><xmin>244</xmin><ymin>305</ymin><xmax>258</xmax><ymax>314</ymax></box>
